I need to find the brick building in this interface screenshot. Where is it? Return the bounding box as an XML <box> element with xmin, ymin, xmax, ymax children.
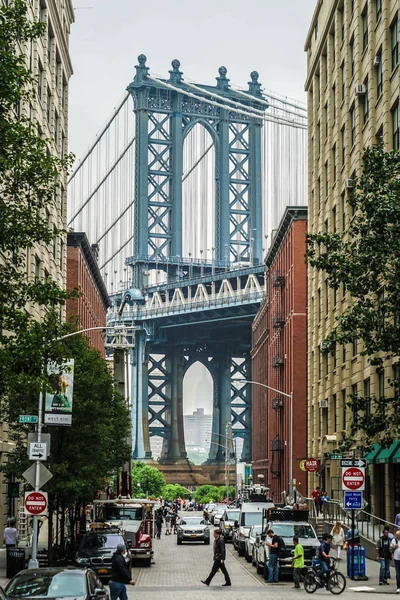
<box><xmin>67</xmin><ymin>232</ymin><xmax>110</xmax><ymax>355</ymax></box>
<box><xmin>251</xmin><ymin>207</ymin><xmax>308</xmax><ymax>501</ymax></box>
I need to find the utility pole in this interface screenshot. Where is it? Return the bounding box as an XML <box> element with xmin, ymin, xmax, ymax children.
<box><xmin>225</xmin><ymin>422</ymin><xmax>230</xmax><ymax>499</ymax></box>
<box><xmin>28</xmin><ymin>390</ymin><xmax>43</xmax><ymax>569</ymax></box>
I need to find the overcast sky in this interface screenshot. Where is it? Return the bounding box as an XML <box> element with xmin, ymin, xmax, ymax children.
<box><xmin>68</xmin><ymin>0</ymin><xmax>315</xmax><ymax>159</ymax></box>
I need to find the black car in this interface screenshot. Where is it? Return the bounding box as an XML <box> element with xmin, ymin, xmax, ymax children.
<box><xmin>75</xmin><ymin>529</ymin><xmax>131</xmax><ymax>581</ymax></box>
<box><xmin>4</xmin><ymin>567</ymin><xmax>109</xmax><ymax>599</ymax></box>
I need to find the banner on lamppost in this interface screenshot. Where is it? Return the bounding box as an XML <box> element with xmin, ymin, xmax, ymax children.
<box><xmin>44</xmin><ymin>359</ymin><xmax>74</xmax><ymax>426</ymax></box>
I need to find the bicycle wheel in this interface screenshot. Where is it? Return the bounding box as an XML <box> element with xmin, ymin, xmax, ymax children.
<box><xmin>304</xmin><ymin>572</ymin><xmax>318</xmax><ymax>594</ymax></box>
<box><xmin>327</xmin><ymin>571</ymin><xmax>346</xmax><ymax>595</ymax></box>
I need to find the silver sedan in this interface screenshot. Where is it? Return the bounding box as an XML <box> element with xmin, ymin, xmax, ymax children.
<box><xmin>177</xmin><ymin>517</ymin><xmax>210</xmax><ymax>545</ymax></box>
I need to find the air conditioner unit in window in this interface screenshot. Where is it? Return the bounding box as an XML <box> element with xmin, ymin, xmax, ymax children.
<box><xmin>355</xmin><ymin>84</ymin><xmax>367</xmax><ymax>96</ymax></box>
<box><xmin>373</xmin><ymin>55</ymin><xmax>381</xmax><ymax>67</ymax></box>
<box><xmin>318</xmin><ymin>399</ymin><xmax>328</xmax><ymax>409</ymax></box>
<box><xmin>345</xmin><ymin>178</ymin><xmax>355</xmax><ymax>190</ymax></box>
<box><xmin>319</xmin><ymin>341</ymin><xmax>329</xmax><ymax>352</ymax></box>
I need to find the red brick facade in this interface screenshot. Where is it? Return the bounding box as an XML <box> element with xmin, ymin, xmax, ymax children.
<box><xmin>251</xmin><ymin>207</ymin><xmax>307</xmax><ymax>501</ymax></box>
<box><xmin>66</xmin><ymin>233</ymin><xmax>110</xmax><ymax>357</ymax></box>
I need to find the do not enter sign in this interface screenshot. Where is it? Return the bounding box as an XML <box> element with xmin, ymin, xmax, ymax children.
<box><xmin>25</xmin><ymin>491</ymin><xmax>48</xmax><ymax>515</ymax></box>
<box><xmin>342</xmin><ymin>467</ymin><xmax>365</xmax><ymax>491</ymax></box>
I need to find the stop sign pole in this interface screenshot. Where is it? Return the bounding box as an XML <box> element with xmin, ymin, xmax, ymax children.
<box><xmin>341</xmin><ymin>451</ymin><xmax>362</xmax><ymax>581</ymax></box>
<box><xmin>28</xmin><ymin>389</ymin><xmax>44</xmax><ymax>569</ymax></box>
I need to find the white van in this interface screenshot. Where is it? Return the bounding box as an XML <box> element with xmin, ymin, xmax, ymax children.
<box><xmin>233</xmin><ymin>502</ymin><xmax>274</xmax><ymax>556</ymax></box>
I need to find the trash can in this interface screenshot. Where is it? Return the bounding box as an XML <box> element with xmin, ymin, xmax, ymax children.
<box><xmin>347</xmin><ymin>544</ymin><xmax>366</xmax><ymax>579</ymax></box>
<box><xmin>6</xmin><ymin>547</ymin><xmax>26</xmax><ymax>579</ymax></box>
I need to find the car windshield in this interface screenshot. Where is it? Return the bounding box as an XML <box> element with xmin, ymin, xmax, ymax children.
<box><xmin>225</xmin><ymin>511</ymin><xmax>240</xmax><ymax>521</ymax></box>
<box><xmin>271</xmin><ymin>524</ymin><xmax>316</xmax><ymax>539</ymax></box>
<box><xmin>251</xmin><ymin>526</ymin><xmax>263</xmax><ymax>536</ymax></box>
<box><xmin>180</xmin><ymin>518</ymin><xmax>204</xmax><ymax>526</ymax></box>
<box><xmin>242</xmin><ymin>513</ymin><xmax>262</xmax><ymax>526</ymax></box>
<box><xmin>6</xmin><ymin>571</ymin><xmax>86</xmax><ymax>598</ymax></box>
<box><xmin>80</xmin><ymin>533</ymin><xmax>125</xmax><ymax>550</ymax></box>
<box><xmin>104</xmin><ymin>506</ymin><xmax>143</xmax><ymax>521</ymax></box>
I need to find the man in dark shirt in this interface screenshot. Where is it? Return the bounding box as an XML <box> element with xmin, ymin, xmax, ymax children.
<box><xmin>201</xmin><ymin>530</ymin><xmax>231</xmax><ymax>586</ymax></box>
<box><xmin>376</xmin><ymin>527</ymin><xmax>392</xmax><ymax>585</ymax></box>
<box><xmin>109</xmin><ymin>543</ymin><xmax>135</xmax><ymax>600</ymax></box>
<box><xmin>317</xmin><ymin>533</ymin><xmax>332</xmax><ymax>582</ymax></box>
<box><xmin>266</xmin><ymin>529</ymin><xmax>280</xmax><ymax>582</ymax></box>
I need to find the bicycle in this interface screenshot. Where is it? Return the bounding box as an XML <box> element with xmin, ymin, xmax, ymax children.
<box><xmin>304</xmin><ymin>557</ymin><xmax>346</xmax><ymax>595</ymax></box>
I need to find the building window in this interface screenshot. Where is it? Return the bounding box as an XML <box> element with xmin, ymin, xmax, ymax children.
<box><xmin>315</xmin><ymin>19</ymin><xmax>318</xmax><ymax>40</ymax></box>
<box><xmin>37</xmin><ymin>61</ymin><xmax>43</xmax><ymax>101</ymax></box>
<box><xmin>350</xmin><ymin>105</ymin><xmax>356</xmax><ymax>147</ymax></box>
<box><xmin>352</xmin><ymin>338</ymin><xmax>358</xmax><ymax>356</ymax></box>
<box><xmin>60</xmin><ymin>240</ymin><xmax>63</xmax><ymax>269</ymax></box>
<box><xmin>352</xmin><ymin>383</ymin><xmax>358</xmax><ymax>421</ymax></box>
<box><xmin>325</xmin><ymin>279</ymin><xmax>329</xmax><ymax>313</ymax></box>
<box><xmin>350</xmin><ymin>36</ymin><xmax>355</xmax><ymax>77</ymax></box>
<box><xmin>333</xmin><ymin>205</ymin><xmax>337</xmax><ymax>232</ymax></box>
<box><xmin>392</xmin><ymin>18</ymin><xmax>399</xmax><ymax>71</ymax></box>
<box><xmin>342</xmin><ymin>389</ymin><xmax>347</xmax><ymax>430</ymax></box>
<box><xmin>377</xmin><ymin>48</ymin><xmax>383</xmax><ymax>98</ymax></box>
<box><xmin>362</xmin><ymin>7</ymin><xmax>368</xmax><ymax>52</ymax></box>
<box><xmin>351</xmin><ymin>0</ymin><xmax>354</xmax><ymax>13</ymax></box>
<box><xmin>341</xmin><ymin>62</ymin><xmax>345</xmax><ymax>101</ymax></box>
<box><xmin>333</xmin><ymin>84</ymin><xmax>336</xmax><ymax>122</ymax></box>
<box><xmin>324</xmin><ymin>104</ymin><xmax>328</xmax><ymax>138</ymax></box>
<box><xmin>333</xmin><ymin>144</ymin><xmax>337</xmax><ymax>182</ymax></box>
<box><xmin>47</xmin><ymin>88</ymin><xmax>51</xmax><ymax>123</ymax></box>
<box><xmin>378</xmin><ymin>368</ymin><xmax>385</xmax><ymax>398</ymax></box>
<box><xmin>331</xmin><ymin>29</ymin><xmax>336</xmax><ymax>68</ymax></box>
<box><xmin>364</xmin><ymin>378</ymin><xmax>371</xmax><ymax>418</ymax></box>
<box><xmin>54</xmin><ymin>109</ymin><xmax>59</xmax><ymax>145</ymax></box>
<box><xmin>325</xmin><ymin>161</ymin><xmax>329</xmax><ymax>197</ymax></box>
<box><xmin>333</xmin><ymin>394</ymin><xmax>337</xmax><ymax>431</ymax></box>
<box><xmin>53</xmin><ymin>225</ymin><xmax>57</xmax><ymax>259</ymax></box>
<box><xmin>317</xmin><ymin>121</ymin><xmax>321</xmax><ymax>154</ymax></box>
<box><xmin>317</xmin><ymin>176</ymin><xmax>321</xmax><ymax>211</ymax></box>
<box><xmin>333</xmin><ymin>341</ymin><xmax>337</xmax><ymax>369</ymax></box>
<box><xmin>376</xmin><ymin>0</ymin><xmax>382</xmax><ymax>22</ymax></box>
<box><xmin>341</xmin><ymin>127</ymin><xmax>345</xmax><ymax>166</ymax></box>
<box><xmin>340</xmin><ymin>8</ymin><xmax>345</xmax><ymax>41</ymax></box>
<box><xmin>34</xmin><ymin>256</ymin><xmax>41</xmax><ymax>282</ymax></box>
<box><xmin>318</xmin><ymin>288</ymin><xmax>321</xmax><ymax>322</ymax></box>
<box><xmin>333</xmin><ymin>286</ymin><xmax>338</xmax><ymax>307</ymax></box>
<box><xmin>47</xmin><ymin>31</ymin><xmax>53</xmax><ymax>66</ymax></box>
<box><xmin>341</xmin><ymin>191</ymin><xmax>346</xmax><ymax>230</ymax></box>
<box><xmin>392</xmin><ymin>103</ymin><xmax>400</xmax><ymax>150</ymax></box>
<box><xmin>376</xmin><ymin>124</ymin><xmax>384</xmax><ymax>141</ymax></box>
<box><xmin>363</xmin><ymin>78</ymin><xmax>369</xmax><ymax>123</ymax></box>
<box><xmin>343</xmin><ymin>343</ymin><xmax>347</xmax><ymax>363</ymax></box>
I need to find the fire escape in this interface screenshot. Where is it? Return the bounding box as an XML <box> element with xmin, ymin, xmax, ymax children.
<box><xmin>271</xmin><ymin>271</ymin><xmax>285</xmax><ymax>487</ymax></box>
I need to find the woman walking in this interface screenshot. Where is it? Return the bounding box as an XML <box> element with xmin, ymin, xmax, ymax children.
<box><xmin>331</xmin><ymin>521</ymin><xmax>345</xmax><ymax>559</ymax></box>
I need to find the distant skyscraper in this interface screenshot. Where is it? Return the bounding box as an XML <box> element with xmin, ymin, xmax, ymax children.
<box><xmin>184</xmin><ymin>409</ymin><xmax>213</xmax><ymax>450</ymax></box>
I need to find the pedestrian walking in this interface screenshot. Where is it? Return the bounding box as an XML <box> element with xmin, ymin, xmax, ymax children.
<box><xmin>266</xmin><ymin>528</ymin><xmax>280</xmax><ymax>583</ymax></box>
<box><xmin>156</xmin><ymin>508</ymin><xmax>163</xmax><ymax>539</ymax></box>
<box><xmin>201</xmin><ymin>530</ymin><xmax>231</xmax><ymax>587</ymax></box>
<box><xmin>108</xmin><ymin>543</ymin><xmax>135</xmax><ymax>600</ymax></box>
<box><xmin>165</xmin><ymin>511</ymin><xmax>171</xmax><ymax>535</ymax></box>
<box><xmin>376</xmin><ymin>527</ymin><xmax>392</xmax><ymax>585</ymax></box>
<box><xmin>395</xmin><ymin>511</ymin><xmax>400</xmax><ymax>531</ymax></box>
<box><xmin>3</xmin><ymin>518</ymin><xmax>18</xmax><ymax>548</ymax></box>
<box><xmin>391</xmin><ymin>529</ymin><xmax>400</xmax><ymax>593</ymax></box>
<box><xmin>312</xmin><ymin>487</ymin><xmax>321</xmax><ymax>517</ymax></box>
<box><xmin>292</xmin><ymin>535</ymin><xmax>304</xmax><ymax>589</ymax></box>
<box><xmin>171</xmin><ymin>511</ymin><xmax>177</xmax><ymax>534</ymax></box>
<box><xmin>331</xmin><ymin>522</ymin><xmax>345</xmax><ymax>559</ymax></box>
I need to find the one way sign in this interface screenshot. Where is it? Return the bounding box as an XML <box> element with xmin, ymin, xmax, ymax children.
<box><xmin>29</xmin><ymin>442</ymin><xmax>48</xmax><ymax>461</ymax></box>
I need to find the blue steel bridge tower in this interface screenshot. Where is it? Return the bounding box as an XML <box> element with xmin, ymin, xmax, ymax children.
<box><xmin>112</xmin><ymin>55</ymin><xmax>267</xmax><ymax>466</ymax></box>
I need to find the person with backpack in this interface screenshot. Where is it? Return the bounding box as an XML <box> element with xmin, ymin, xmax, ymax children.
<box><xmin>266</xmin><ymin>528</ymin><xmax>283</xmax><ymax>583</ymax></box>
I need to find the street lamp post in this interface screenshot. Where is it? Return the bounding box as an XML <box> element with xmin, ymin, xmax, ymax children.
<box><xmin>209</xmin><ymin>432</ymin><xmax>238</xmax><ymax>502</ymax></box>
<box><xmin>28</xmin><ymin>325</ymin><xmax>131</xmax><ymax>568</ymax></box>
<box><xmin>236</xmin><ymin>379</ymin><xmax>294</xmax><ymax>496</ymax></box>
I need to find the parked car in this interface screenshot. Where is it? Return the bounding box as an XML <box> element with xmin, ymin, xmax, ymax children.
<box><xmin>253</xmin><ymin>508</ymin><xmax>319</xmax><ymax>580</ymax></box>
<box><xmin>212</xmin><ymin>503</ymin><xmax>227</xmax><ymax>526</ymax></box>
<box><xmin>74</xmin><ymin>527</ymin><xmax>131</xmax><ymax>582</ymax></box>
<box><xmin>177</xmin><ymin>516</ymin><xmax>210</xmax><ymax>544</ymax></box>
<box><xmin>4</xmin><ymin>567</ymin><xmax>109</xmax><ymax>599</ymax></box>
<box><xmin>234</xmin><ymin>502</ymin><xmax>274</xmax><ymax>556</ymax></box>
<box><xmin>219</xmin><ymin>508</ymin><xmax>241</xmax><ymax>542</ymax></box>
<box><xmin>245</xmin><ymin>524</ymin><xmax>263</xmax><ymax>563</ymax></box>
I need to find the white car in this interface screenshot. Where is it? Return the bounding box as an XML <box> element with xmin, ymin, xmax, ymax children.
<box><xmin>212</xmin><ymin>504</ymin><xmax>227</xmax><ymax>526</ymax></box>
<box><xmin>245</xmin><ymin>524</ymin><xmax>263</xmax><ymax>563</ymax></box>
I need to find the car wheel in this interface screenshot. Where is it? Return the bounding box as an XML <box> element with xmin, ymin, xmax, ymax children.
<box><xmin>252</xmin><ymin>549</ymin><xmax>257</xmax><ymax>567</ymax></box>
<box><xmin>245</xmin><ymin>548</ymin><xmax>252</xmax><ymax>563</ymax></box>
<box><xmin>238</xmin><ymin>544</ymin><xmax>245</xmax><ymax>557</ymax></box>
<box><xmin>204</xmin><ymin>539</ymin><xmax>210</xmax><ymax>545</ymax></box>
<box><xmin>256</xmin><ymin>558</ymin><xmax>263</xmax><ymax>575</ymax></box>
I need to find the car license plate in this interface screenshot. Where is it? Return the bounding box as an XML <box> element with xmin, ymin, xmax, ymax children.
<box><xmin>98</xmin><ymin>568</ymin><xmax>108</xmax><ymax>574</ymax></box>
<box><xmin>191</xmin><ymin>534</ymin><xmax>197</xmax><ymax>538</ymax></box>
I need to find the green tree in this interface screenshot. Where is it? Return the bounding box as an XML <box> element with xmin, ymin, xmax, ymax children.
<box><xmin>194</xmin><ymin>485</ymin><xmax>219</xmax><ymax>504</ymax></box>
<box><xmin>131</xmin><ymin>463</ymin><xmax>166</xmax><ymax>499</ymax></box>
<box><xmin>306</xmin><ymin>144</ymin><xmax>400</xmax><ymax>447</ymax></box>
<box><xmin>162</xmin><ymin>484</ymin><xmax>191</xmax><ymax>502</ymax></box>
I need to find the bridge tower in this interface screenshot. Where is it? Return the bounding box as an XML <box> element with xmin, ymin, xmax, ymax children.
<box><xmin>122</xmin><ymin>55</ymin><xmax>266</xmax><ymax>465</ymax></box>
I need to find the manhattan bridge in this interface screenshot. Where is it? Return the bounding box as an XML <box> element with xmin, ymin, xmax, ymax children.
<box><xmin>68</xmin><ymin>55</ymin><xmax>307</xmax><ymax>480</ymax></box>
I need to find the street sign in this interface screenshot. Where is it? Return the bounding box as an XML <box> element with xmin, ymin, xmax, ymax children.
<box><xmin>18</xmin><ymin>415</ymin><xmax>38</xmax><ymax>424</ymax></box>
<box><xmin>305</xmin><ymin>458</ymin><xmax>320</xmax><ymax>472</ymax></box>
<box><xmin>300</xmin><ymin>460</ymin><xmax>307</xmax><ymax>472</ymax></box>
<box><xmin>25</xmin><ymin>491</ymin><xmax>48</xmax><ymax>515</ymax></box>
<box><xmin>340</xmin><ymin>458</ymin><xmax>366</xmax><ymax>468</ymax></box>
<box><xmin>344</xmin><ymin>491</ymin><xmax>363</xmax><ymax>510</ymax></box>
<box><xmin>22</xmin><ymin>463</ymin><xmax>52</xmax><ymax>489</ymax></box>
<box><xmin>342</xmin><ymin>466</ymin><xmax>365</xmax><ymax>491</ymax></box>
<box><xmin>330</xmin><ymin>454</ymin><xmax>343</xmax><ymax>460</ymax></box>
<box><xmin>28</xmin><ymin>442</ymin><xmax>47</xmax><ymax>461</ymax></box>
<box><xmin>28</xmin><ymin>433</ymin><xmax>51</xmax><ymax>449</ymax></box>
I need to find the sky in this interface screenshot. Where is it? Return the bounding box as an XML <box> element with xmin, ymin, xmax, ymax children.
<box><xmin>68</xmin><ymin>0</ymin><xmax>316</xmax><ymax>159</ymax></box>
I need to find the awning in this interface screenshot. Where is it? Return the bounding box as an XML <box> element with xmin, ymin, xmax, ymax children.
<box><xmin>392</xmin><ymin>444</ymin><xmax>400</xmax><ymax>464</ymax></box>
<box><xmin>365</xmin><ymin>443</ymin><xmax>381</xmax><ymax>464</ymax></box>
<box><xmin>375</xmin><ymin>441</ymin><xmax>400</xmax><ymax>464</ymax></box>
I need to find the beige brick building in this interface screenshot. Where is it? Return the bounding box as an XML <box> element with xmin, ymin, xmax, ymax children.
<box><xmin>0</xmin><ymin>0</ymin><xmax>74</xmax><ymax>534</ymax></box>
<box><xmin>305</xmin><ymin>0</ymin><xmax>400</xmax><ymax>522</ymax></box>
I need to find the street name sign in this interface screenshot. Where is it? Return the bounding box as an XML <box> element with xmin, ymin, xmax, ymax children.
<box><xmin>344</xmin><ymin>491</ymin><xmax>363</xmax><ymax>510</ymax></box>
<box><xmin>18</xmin><ymin>415</ymin><xmax>38</xmax><ymax>424</ymax></box>
<box><xmin>342</xmin><ymin>466</ymin><xmax>365</xmax><ymax>491</ymax></box>
<box><xmin>340</xmin><ymin>458</ymin><xmax>366</xmax><ymax>468</ymax></box>
<box><xmin>25</xmin><ymin>491</ymin><xmax>48</xmax><ymax>515</ymax></box>
<box><xmin>330</xmin><ymin>454</ymin><xmax>343</xmax><ymax>460</ymax></box>
<box><xmin>305</xmin><ymin>458</ymin><xmax>320</xmax><ymax>472</ymax></box>
<box><xmin>29</xmin><ymin>442</ymin><xmax>47</xmax><ymax>461</ymax></box>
